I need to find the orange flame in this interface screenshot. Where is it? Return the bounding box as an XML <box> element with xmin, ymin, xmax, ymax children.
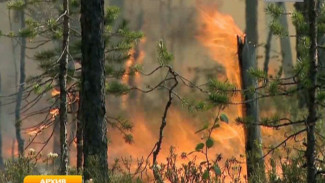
<box><xmin>108</xmin><ymin>5</ymin><xmax>250</xmax><ymax>180</ymax></box>
<box><xmin>50</xmin><ymin>108</ymin><xmax>59</xmax><ymax>118</ymax></box>
<box><xmin>26</xmin><ymin>123</ymin><xmax>52</xmax><ymax>136</ymax></box>
<box><xmin>121</xmin><ymin>38</ymin><xmax>146</xmax><ymax>108</ymax></box>
<box><xmin>196</xmin><ymin>4</ymin><xmax>248</xmax><ymax>180</ymax></box>
<box><xmin>196</xmin><ymin>6</ymin><xmax>243</xmax><ymax>90</ymax></box>
<box><xmin>51</xmin><ymin>89</ymin><xmax>60</xmax><ymax>97</ymax></box>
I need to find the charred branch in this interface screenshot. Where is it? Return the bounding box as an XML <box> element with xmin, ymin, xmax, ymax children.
<box><xmin>152</xmin><ymin>67</ymin><xmax>178</xmax><ymax>182</ymax></box>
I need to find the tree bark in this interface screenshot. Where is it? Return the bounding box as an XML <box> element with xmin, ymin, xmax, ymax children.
<box><xmin>237</xmin><ymin>36</ymin><xmax>265</xmax><ymax>182</ymax></box>
<box><xmin>245</xmin><ymin>0</ymin><xmax>258</xmax><ymax>45</ymax></box>
<box><xmin>80</xmin><ymin>0</ymin><xmax>108</xmax><ymax>181</ymax></box>
<box><xmin>264</xmin><ymin>30</ymin><xmax>272</xmax><ymax>74</ymax></box>
<box><xmin>0</xmin><ymin>74</ymin><xmax>4</xmax><ymax>169</ymax></box>
<box><xmin>306</xmin><ymin>1</ymin><xmax>317</xmax><ymax>182</ymax></box>
<box><xmin>278</xmin><ymin>3</ymin><xmax>293</xmax><ymax>77</ymax></box>
<box><xmin>15</xmin><ymin>1</ymin><xmax>26</xmax><ymax>156</ymax></box>
<box><xmin>59</xmin><ymin>0</ymin><xmax>70</xmax><ymax>175</ymax></box>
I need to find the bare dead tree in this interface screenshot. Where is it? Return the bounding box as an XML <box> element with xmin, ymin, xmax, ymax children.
<box><xmin>15</xmin><ymin>0</ymin><xmax>27</xmax><ymax>156</ymax></box>
<box><xmin>237</xmin><ymin>36</ymin><xmax>265</xmax><ymax>181</ymax></box>
<box><xmin>152</xmin><ymin>67</ymin><xmax>178</xmax><ymax>182</ymax></box>
<box><xmin>58</xmin><ymin>0</ymin><xmax>70</xmax><ymax>175</ymax></box>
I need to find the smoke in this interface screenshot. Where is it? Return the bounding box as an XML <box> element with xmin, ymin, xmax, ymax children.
<box><xmin>0</xmin><ymin>2</ymin><xmax>297</xmax><ymax>179</ymax></box>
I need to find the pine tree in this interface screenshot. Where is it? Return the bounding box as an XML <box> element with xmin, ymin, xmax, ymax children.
<box><xmin>58</xmin><ymin>0</ymin><xmax>70</xmax><ymax>175</ymax></box>
<box><xmin>259</xmin><ymin>2</ymin><xmax>325</xmax><ymax>182</ymax></box>
<box><xmin>306</xmin><ymin>1</ymin><xmax>318</xmax><ymax>182</ymax></box>
<box><xmin>80</xmin><ymin>0</ymin><xmax>108</xmax><ymax>181</ymax></box>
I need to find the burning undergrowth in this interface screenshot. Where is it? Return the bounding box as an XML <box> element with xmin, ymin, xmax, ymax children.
<box><xmin>0</xmin><ymin>1</ymin><xmax>305</xmax><ymax>182</ymax></box>
<box><xmin>103</xmin><ymin>3</ymin><xmax>302</xmax><ymax>182</ymax></box>
<box><xmin>104</xmin><ymin>3</ymin><xmax>249</xmax><ymax>181</ymax></box>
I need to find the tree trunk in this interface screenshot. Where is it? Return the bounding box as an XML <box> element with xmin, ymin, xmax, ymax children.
<box><xmin>8</xmin><ymin>10</ymin><xmax>19</xmax><ymax>88</ymax></box>
<box><xmin>237</xmin><ymin>36</ymin><xmax>265</xmax><ymax>182</ymax></box>
<box><xmin>306</xmin><ymin>1</ymin><xmax>317</xmax><ymax>182</ymax></box>
<box><xmin>278</xmin><ymin>3</ymin><xmax>293</xmax><ymax>77</ymax></box>
<box><xmin>245</xmin><ymin>0</ymin><xmax>258</xmax><ymax>45</ymax></box>
<box><xmin>15</xmin><ymin>1</ymin><xmax>26</xmax><ymax>156</ymax></box>
<box><xmin>264</xmin><ymin>30</ymin><xmax>272</xmax><ymax>74</ymax></box>
<box><xmin>0</xmin><ymin>74</ymin><xmax>4</xmax><ymax>169</ymax></box>
<box><xmin>80</xmin><ymin>0</ymin><xmax>108</xmax><ymax>181</ymax></box>
<box><xmin>59</xmin><ymin>0</ymin><xmax>70</xmax><ymax>175</ymax></box>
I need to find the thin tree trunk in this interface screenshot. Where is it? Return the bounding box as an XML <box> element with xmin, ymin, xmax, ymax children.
<box><xmin>15</xmin><ymin>1</ymin><xmax>26</xmax><ymax>156</ymax></box>
<box><xmin>59</xmin><ymin>0</ymin><xmax>70</xmax><ymax>175</ymax></box>
<box><xmin>278</xmin><ymin>3</ymin><xmax>293</xmax><ymax>77</ymax></box>
<box><xmin>245</xmin><ymin>0</ymin><xmax>258</xmax><ymax>45</ymax></box>
<box><xmin>8</xmin><ymin>10</ymin><xmax>19</xmax><ymax>88</ymax></box>
<box><xmin>264</xmin><ymin>30</ymin><xmax>272</xmax><ymax>74</ymax></box>
<box><xmin>237</xmin><ymin>36</ymin><xmax>265</xmax><ymax>182</ymax></box>
<box><xmin>80</xmin><ymin>0</ymin><xmax>108</xmax><ymax>181</ymax></box>
<box><xmin>306</xmin><ymin>0</ymin><xmax>317</xmax><ymax>182</ymax></box>
<box><xmin>0</xmin><ymin>74</ymin><xmax>4</xmax><ymax>169</ymax></box>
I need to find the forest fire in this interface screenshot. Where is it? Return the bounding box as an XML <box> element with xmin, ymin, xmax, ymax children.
<box><xmin>197</xmin><ymin>6</ymin><xmax>244</xmax><ymax>90</ymax></box>
<box><xmin>121</xmin><ymin>38</ymin><xmax>146</xmax><ymax>108</ymax></box>
<box><xmin>26</xmin><ymin>123</ymin><xmax>51</xmax><ymax>136</ymax></box>
<box><xmin>196</xmin><ymin>4</ymin><xmax>248</xmax><ymax>180</ymax></box>
<box><xmin>108</xmin><ymin>5</ymin><xmax>249</xmax><ymax>181</ymax></box>
<box><xmin>51</xmin><ymin>89</ymin><xmax>60</xmax><ymax>97</ymax></box>
<box><xmin>196</xmin><ymin>5</ymin><xmax>286</xmax><ymax>180</ymax></box>
<box><xmin>1</xmin><ymin>0</ymin><xmax>321</xmax><ymax>182</ymax></box>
